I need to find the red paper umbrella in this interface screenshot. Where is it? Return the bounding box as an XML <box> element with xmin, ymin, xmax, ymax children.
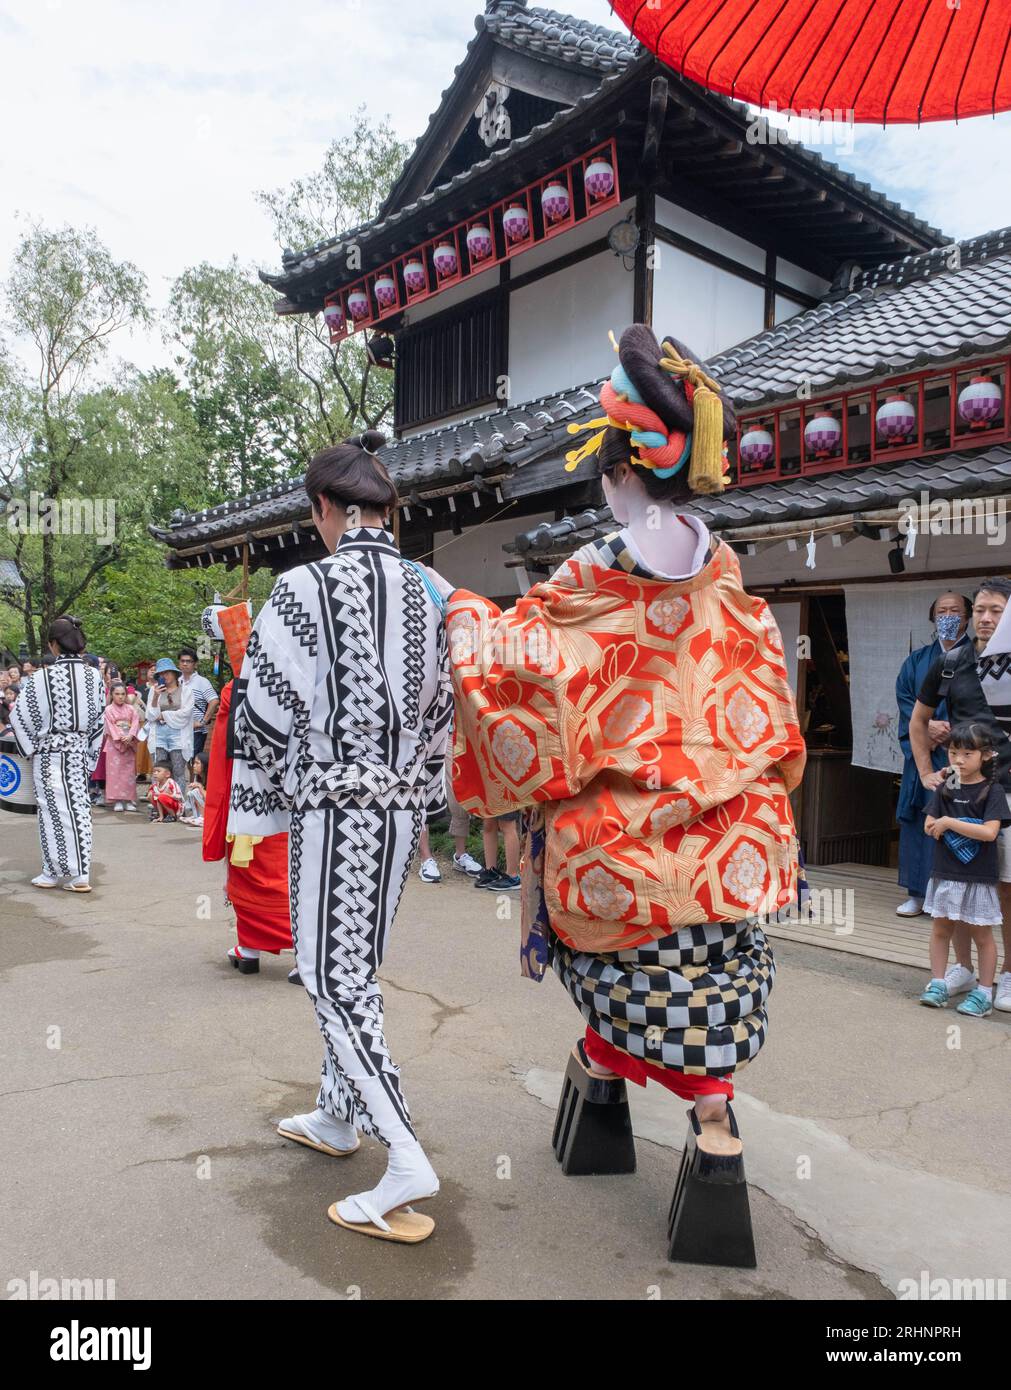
<box><xmin>609</xmin><ymin>0</ymin><xmax>1011</xmax><ymax>123</ymax></box>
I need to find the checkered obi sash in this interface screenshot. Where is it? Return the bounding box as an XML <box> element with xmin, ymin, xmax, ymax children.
<box><xmin>550</xmin><ymin>919</ymin><xmax>775</xmax><ymax>1077</ymax></box>
<box><xmin>36</xmin><ymin>730</ymin><xmax>91</xmax><ymax>756</ymax></box>
<box><xmin>293</xmin><ymin>758</ymin><xmax>428</xmax><ymax>812</ymax></box>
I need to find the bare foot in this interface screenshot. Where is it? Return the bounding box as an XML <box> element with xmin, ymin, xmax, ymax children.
<box><xmin>691</xmin><ymin>1101</ymin><xmax>743</xmax><ymax>1157</ymax></box>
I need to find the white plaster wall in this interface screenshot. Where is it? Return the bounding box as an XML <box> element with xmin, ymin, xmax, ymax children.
<box><xmin>507</xmin><ymin>249</ymin><xmax>634</xmax><ymax>402</ymax></box>
<box><xmin>655</xmin><ymin>197</ymin><xmax>766</xmax><ymax>272</ymax></box>
<box><xmin>777</xmin><ymin>258</ymin><xmax>832</xmax><ymax>299</ymax></box>
<box><xmin>775</xmin><ymin>293</ymin><xmax>807</xmax><ymax>325</ymax></box>
<box><xmin>402</xmin><ymin>265</ymin><xmax>503</xmax><ymax>326</ymax></box>
<box><xmin>652</xmin><ymin>244</ymin><xmax>766</xmax><ymax>359</ymax></box>
<box><xmin>430</xmin><ymin>510</ymin><xmax>555</xmax><ymax>598</ymax></box>
<box><xmin>507</xmin><ymin>196</ymin><xmax>636</xmax><ymax>277</ymax></box>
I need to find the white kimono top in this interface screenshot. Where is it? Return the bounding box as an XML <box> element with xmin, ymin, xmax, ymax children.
<box><xmin>9</xmin><ymin>655</ymin><xmax>106</xmax><ymax>771</ymax></box>
<box><xmin>232</xmin><ymin>527</ymin><xmax>452</xmax><ymax>836</ymax></box>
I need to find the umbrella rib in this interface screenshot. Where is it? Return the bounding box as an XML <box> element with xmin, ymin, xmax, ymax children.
<box><xmin>815</xmin><ymin>0</ymin><xmax>877</xmax><ymax>111</ymax></box>
<box><xmin>848</xmin><ymin>0</ymin><xmax>904</xmax><ymax>121</ymax></box>
<box><xmin>917</xmin><ymin>0</ymin><xmax>962</xmax><ymax>123</ymax></box>
<box><xmin>680</xmin><ymin>0</ymin><xmax>737</xmax><ymax>88</ymax></box>
<box><xmin>728</xmin><ymin>0</ymin><xmax>790</xmax><ymax>105</ymax></box>
<box><xmin>755</xmin><ymin>0</ymin><xmax>823</xmax><ymax>112</ymax></box>
<box><xmin>787</xmin><ymin>0</ymin><xmax>850</xmax><ymax>113</ymax></box>
<box><xmin>951</xmin><ymin>0</ymin><xmax>988</xmax><ymax>121</ymax></box>
<box><xmin>991</xmin><ymin>9</ymin><xmax>1011</xmax><ymax>117</ymax></box>
<box><xmin>882</xmin><ymin>0</ymin><xmax>932</xmax><ymax>126</ymax></box>
<box><xmin>654</xmin><ymin>0</ymin><xmax>698</xmax><ymax>70</ymax></box>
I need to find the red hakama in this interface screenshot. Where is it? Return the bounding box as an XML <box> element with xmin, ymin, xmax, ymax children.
<box><xmin>203</xmin><ymin>680</ymin><xmax>292</xmax><ymax>954</ymax></box>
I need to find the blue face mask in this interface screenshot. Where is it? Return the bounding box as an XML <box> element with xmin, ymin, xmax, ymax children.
<box><xmin>936</xmin><ymin>613</ymin><xmax>962</xmax><ymax>643</ymax></box>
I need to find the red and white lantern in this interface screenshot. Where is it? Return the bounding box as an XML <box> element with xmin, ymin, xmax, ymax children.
<box><xmin>541</xmin><ymin>181</ymin><xmax>570</xmax><ymax>223</ymax></box>
<box><xmin>583</xmin><ymin>157</ymin><xmax>614</xmax><ymax>202</ymax></box>
<box><xmin>466</xmin><ymin>224</ymin><xmax>493</xmax><ymax>262</ymax></box>
<box><xmin>373</xmin><ymin>274</ymin><xmax>397</xmax><ymax>310</ymax></box>
<box><xmin>502</xmin><ymin>204</ymin><xmax>530</xmax><ymax>244</ymax></box>
<box><xmin>876</xmin><ymin>393</ymin><xmax>915</xmax><ymax>443</ymax></box>
<box><xmin>739</xmin><ymin>427</ymin><xmax>775</xmax><ymax>468</ymax></box>
<box><xmin>804</xmin><ymin>412</ymin><xmax>842</xmax><ymax>459</ymax></box>
<box><xmin>958</xmin><ymin>375</ymin><xmax>1002</xmax><ymax>429</ymax></box>
<box><xmin>347</xmin><ymin>289</ymin><xmax>370</xmax><ymax>322</ymax></box>
<box><xmin>433</xmin><ymin>242</ymin><xmax>458</xmax><ymax>278</ymax></box>
<box><xmin>403</xmin><ymin>260</ymin><xmax>426</xmax><ymax>294</ymax></box>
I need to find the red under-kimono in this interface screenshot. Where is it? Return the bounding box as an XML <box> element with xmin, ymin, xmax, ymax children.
<box><xmin>203</xmin><ymin>679</ymin><xmax>292</xmax><ymax>954</ymax></box>
<box><xmin>448</xmin><ymin>532</ymin><xmax>806</xmax><ymax>1099</ymax></box>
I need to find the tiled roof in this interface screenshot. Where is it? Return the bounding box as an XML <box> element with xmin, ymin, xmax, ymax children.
<box><xmin>264</xmin><ymin>3</ymin><xmax>942</xmax><ymax>296</ymax></box>
<box><xmin>510</xmin><ymin>441</ymin><xmax>1011</xmax><ymax>558</ymax></box>
<box><xmin>710</xmin><ymin>228</ymin><xmax>1011</xmax><ymax>410</ymax></box>
<box><xmin>0</xmin><ymin>558</ymin><xmax>24</xmax><ymax>589</ymax></box>
<box><xmin>149</xmin><ymin>382</ymin><xmax>601</xmax><ymax>550</ymax></box>
<box><xmin>483</xmin><ymin>2</ymin><xmax>638</xmax><ymax>72</ymax></box>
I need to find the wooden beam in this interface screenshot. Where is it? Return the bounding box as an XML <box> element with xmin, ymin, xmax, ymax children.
<box><xmin>634</xmin><ymin>190</ymin><xmax>655</xmax><ymax>325</ymax></box>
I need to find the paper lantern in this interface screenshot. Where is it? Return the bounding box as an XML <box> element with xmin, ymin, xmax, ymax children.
<box><xmin>433</xmin><ymin>242</ymin><xmax>458</xmax><ymax>278</ymax></box>
<box><xmin>403</xmin><ymin>260</ymin><xmax>427</xmax><ymax>294</ymax></box>
<box><xmin>322</xmin><ymin>303</ymin><xmax>344</xmax><ymax>334</ymax></box>
<box><xmin>502</xmin><ymin>204</ymin><xmax>530</xmax><ymax>243</ymax></box>
<box><xmin>958</xmin><ymin>375</ymin><xmax>1002</xmax><ymax>428</ymax></box>
<box><xmin>584</xmin><ymin>158</ymin><xmax>615</xmax><ymax>201</ymax></box>
<box><xmin>466</xmin><ymin>224</ymin><xmax>493</xmax><ymax>262</ymax></box>
<box><xmin>739</xmin><ymin>427</ymin><xmax>774</xmax><ymax>467</ymax></box>
<box><xmin>347</xmin><ymin>289</ymin><xmax>370</xmax><ymax>322</ymax></box>
<box><xmin>373</xmin><ymin>274</ymin><xmax>397</xmax><ymax>309</ymax></box>
<box><xmin>876</xmin><ymin>393</ymin><xmax>915</xmax><ymax>443</ymax></box>
<box><xmin>541</xmin><ymin>181</ymin><xmax>570</xmax><ymax>223</ymax></box>
<box><xmin>804</xmin><ymin>412</ymin><xmax>841</xmax><ymax>459</ymax></box>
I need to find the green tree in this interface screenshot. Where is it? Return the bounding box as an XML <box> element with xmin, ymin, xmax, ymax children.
<box><xmin>0</xmin><ymin>222</ymin><xmax>150</xmax><ymax>653</ymax></box>
<box><xmin>253</xmin><ymin>106</ymin><xmax>410</xmax><ymax>440</ymax></box>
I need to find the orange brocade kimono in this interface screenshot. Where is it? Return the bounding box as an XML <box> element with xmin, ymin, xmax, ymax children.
<box><xmin>447</xmin><ymin>531</ymin><xmax>806</xmax><ymax>1094</ymax></box>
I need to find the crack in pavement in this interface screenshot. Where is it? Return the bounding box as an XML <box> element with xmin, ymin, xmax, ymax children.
<box><xmin>0</xmin><ymin>1069</ymin><xmax>189</xmax><ymax>1100</ymax></box>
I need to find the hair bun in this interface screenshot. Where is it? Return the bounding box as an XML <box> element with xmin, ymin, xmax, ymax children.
<box><xmin>358</xmin><ymin>429</ymin><xmax>386</xmax><ymax>454</ymax></box>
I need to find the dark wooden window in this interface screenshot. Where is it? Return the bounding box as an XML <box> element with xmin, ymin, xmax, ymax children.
<box><xmin>394</xmin><ymin>288</ymin><xmax>508</xmax><ymax>432</ymax></box>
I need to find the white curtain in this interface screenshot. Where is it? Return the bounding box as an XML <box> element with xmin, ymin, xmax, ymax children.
<box><xmin>769</xmin><ymin>601</ymin><xmax>801</xmax><ymax>692</ymax></box>
<box><xmin>844</xmin><ymin>580</ymin><xmax>976</xmax><ymax>773</ymax></box>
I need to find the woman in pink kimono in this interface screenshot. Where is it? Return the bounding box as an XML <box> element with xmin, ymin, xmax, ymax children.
<box><xmin>103</xmin><ymin>682</ymin><xmax>141</xmax><ymax>812</ymax></box>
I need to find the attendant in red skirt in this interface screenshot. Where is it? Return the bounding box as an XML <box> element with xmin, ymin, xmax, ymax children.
<box><xmin>200</xmin><ymin>602</ymin><xmax>293</xmax><ymax>978</ymax></box>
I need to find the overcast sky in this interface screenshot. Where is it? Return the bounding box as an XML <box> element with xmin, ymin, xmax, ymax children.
<box><xmin>3</xmin><ymin>0</ymin><xmax>1010</xmax><ymax>372</ymax></box>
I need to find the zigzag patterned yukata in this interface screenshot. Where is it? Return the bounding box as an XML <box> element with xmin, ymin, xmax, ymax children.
<box><xmin>232</xmin><ymin>528</ymin><xmax>452</xmax><ymax>1147</ymax></box>
<box><xmin>9</xmin><ymin>656</ymin><xmax>106</xmax><ymax>880</ymax></box>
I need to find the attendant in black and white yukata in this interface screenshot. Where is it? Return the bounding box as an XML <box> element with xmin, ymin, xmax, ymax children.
<box><xmin>8</xmin><ymin>615</ymin><xmax>106</xmax><ymax>892</ymax></box>
<box><xmin>233</xmin><ymin>430</ymin><xmax>453</xmax><ymax>1244</ymax></box>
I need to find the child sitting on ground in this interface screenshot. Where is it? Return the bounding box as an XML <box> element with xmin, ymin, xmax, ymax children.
<box><xmin>181</xmin><ymin>755</ymin><xmax>206</xmax><ymax>827</ymax></box>
<box><xmin>919</xmin><ymin>721</ymin><xmax>1006</xmax><ymax>1017</ymax></box>
<box><xmin>149</xmin><ymin>759</ymin><xmax>183</xmax><ymax>823</ymax></box>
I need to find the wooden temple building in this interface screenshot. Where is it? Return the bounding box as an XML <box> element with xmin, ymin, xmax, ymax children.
<box><xmin>152</xmin><ymin>0</ymin><xmax>1011</xmax><ymax>868</ymax></box>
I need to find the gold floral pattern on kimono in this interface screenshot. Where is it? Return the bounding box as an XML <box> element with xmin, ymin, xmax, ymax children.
<box><xmin>448</xmin><ymin>536</ymin><xmax>806</xmax><ymax>955</ymax></box>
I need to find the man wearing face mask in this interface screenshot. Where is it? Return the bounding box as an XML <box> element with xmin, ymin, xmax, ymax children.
<box><xmin>894</xmin><ymin>593</ymin><xmax>971</xmax><ymax>919</ymax></box>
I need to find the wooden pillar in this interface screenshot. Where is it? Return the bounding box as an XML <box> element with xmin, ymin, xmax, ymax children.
<box><xmin>764</xmin><ymin>250</ymin><xmax>777</xmax><ymax>330</ymax></box>
<box><xmin>633</xmin><ymin>188</ymin><xmax>655</xmax><ymax>327</ymax></box>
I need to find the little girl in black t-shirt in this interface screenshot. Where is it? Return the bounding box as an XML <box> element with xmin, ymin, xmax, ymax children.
<box><xmin>920</xmin><ymin>722</ymin><xmax>1006</xmax><ymax>1017</ymax></box>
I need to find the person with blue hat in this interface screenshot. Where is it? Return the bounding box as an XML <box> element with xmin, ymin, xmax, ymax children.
<box><xmin>145</xmin><ymin>657</ymin><xmax>194</xmax><ymax>795</ymax></box>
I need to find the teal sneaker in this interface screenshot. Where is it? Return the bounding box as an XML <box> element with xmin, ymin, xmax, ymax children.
<box><xmin>919</xmin><ymin>980</ymin><xmax>950</xmax><ymax>1008</ymax></box>
<box><xmin>955</xmin><ymin>987</ymin><xmax>993</xmax><ymax>1017</ymax></box>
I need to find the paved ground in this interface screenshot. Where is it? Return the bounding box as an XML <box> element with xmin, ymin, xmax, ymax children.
<box><xmin>2</xmin><ymin>807</ymin><xmax>1009</xmax><ymax>1301</ymax></box>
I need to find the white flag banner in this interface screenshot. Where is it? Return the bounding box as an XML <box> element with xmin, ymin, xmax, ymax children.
<box><xmin>844</xmin><ymin>579</ymin><xmax>977</xmax><ymax>773</ymax></box>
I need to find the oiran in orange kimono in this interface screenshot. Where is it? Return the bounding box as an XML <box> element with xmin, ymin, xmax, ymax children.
<box><xmin>444</xmin><ymin>325</ymin><xmax>806</xmax><ymax>1162</ymax></box>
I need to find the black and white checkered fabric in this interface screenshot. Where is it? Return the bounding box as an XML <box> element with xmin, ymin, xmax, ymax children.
<box><xmin>551</xmin><ymin>919</ymin><xmax>774</xmax><ymax>1076</ymax></box>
